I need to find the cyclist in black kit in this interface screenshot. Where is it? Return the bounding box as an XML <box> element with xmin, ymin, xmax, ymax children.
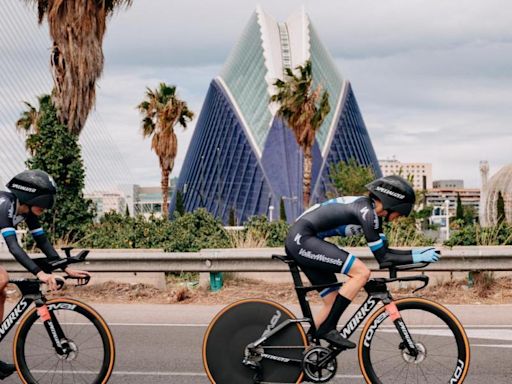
<box><xmin>0</xmin><ymin>170</ymin><xmax>90</xmax><ymax>379</ymax></box>
<box><xmin>285</xmin><ymin>175</ymin><xmax>440</xmax><ymax>349</ymax></box>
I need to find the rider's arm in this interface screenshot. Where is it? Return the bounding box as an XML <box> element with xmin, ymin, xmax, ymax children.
<box><xmin>2</xmin><ymin>231</ymin><xmax>42</xmax><ymax>275</ymax></box>
<box><xmin>25</xmin><ymin>215</ymin><xmax>61</xmax><ymax>263</ymax></box>
<box><xmin>374</xmin><ymin>216</ymin><xmax>439</xmax><ymax>262</ymax></box>
<box><xmin>0</xmin><ymin>199</ymin><xmax>42</xmax><ymax>275</ymax></box>
<box><xmin>355</xmin><ymin>198</ymin><xmax>413</xmax><ymax>268</ymax></box>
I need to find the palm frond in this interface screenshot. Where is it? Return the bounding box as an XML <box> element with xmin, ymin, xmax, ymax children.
<box><xmin>141</xmin><ymin>117</ymin><xmax>155</xmax><ymax>137</ymax></box>
<box><xmin>104</xmin><ymin>0</ymin><xmax>133</xmax><ymax>16</ymax></box>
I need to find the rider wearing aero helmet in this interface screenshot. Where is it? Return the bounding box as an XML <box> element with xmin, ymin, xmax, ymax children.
<box><xmin>6</xmin><ymin>169</ymin><xmax>57</xmax><ymax>210</ymax></box>
<box><xmin>0</xmin><ymin>170</ymin><xmax>90</xmax><ymax>379</ymax></box>
<box><xmin>285</xmin><ymin>175</ymin><xmax>440</xmax><ymax>349</ymax></box>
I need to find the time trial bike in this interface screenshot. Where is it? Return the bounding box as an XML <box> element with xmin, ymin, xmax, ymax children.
<box><xmin>2</xmin><ymin>247</ymin><xmax>115</xmax><ymax>384</ymax></box>
<box><xmin>203</xmin><ymin>251</ymin><xmax>470</xmax><ymax>383</ymax></box>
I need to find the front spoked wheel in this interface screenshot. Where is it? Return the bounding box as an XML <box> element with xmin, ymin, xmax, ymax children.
<box><xmin>359</xmin><ymin>298</ymin><xmax>470</xmax><ymax>384</ymax></box>
<box><xmin>14</xmin><ymin>298</ymin><xmax>115</xmax><ymax>384</ymax></box>
<box><xmin>203</xmin><ymin>298</ymin><xmax>308</xmax><ymax>383</ymax></box>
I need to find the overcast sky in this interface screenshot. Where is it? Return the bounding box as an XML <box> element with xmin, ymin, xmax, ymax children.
<box><xmin>7</xmin><ymin>0</ymin><xmax>512</xmax><ymax>188</ymax></box>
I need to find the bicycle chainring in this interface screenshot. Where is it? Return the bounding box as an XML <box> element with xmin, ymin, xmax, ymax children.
<box><xmin>302</xmin><ymin>346</ymin><xmax>337</xmax><ymax>383</ymax></box>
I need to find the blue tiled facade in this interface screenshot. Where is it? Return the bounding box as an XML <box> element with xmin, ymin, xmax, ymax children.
<box><xmin>311</xmin><ymin>83</ymin><xmax>382</xmax><ymax>204</ymax></box>
<box><xmin>173</xmin><ymin>80</ymin><xmax>272</xmax><ymax>223</ymax></box>
<box><xmin>172</xmin><ymin>80</ymin><xmax>381</xmax><ymax>223</ymax></box>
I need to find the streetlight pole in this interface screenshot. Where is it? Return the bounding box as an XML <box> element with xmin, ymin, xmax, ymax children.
<box><xmin>282</xmin><ymin>196</ymin><xmax>298</xmax><ymax>220</ymax></box>
<box><xmin>445</xmin><ymin>199</ymin><xmax>450</xmax><ymax>240</ymax></box>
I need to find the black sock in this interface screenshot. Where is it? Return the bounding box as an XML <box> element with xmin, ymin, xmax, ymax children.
<box><xmin>317</xmin><ymin>294</ymin><xmax>351</xmax><ymax>336</ymax></box>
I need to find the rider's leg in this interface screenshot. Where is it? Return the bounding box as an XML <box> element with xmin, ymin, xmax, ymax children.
<box><xmin>314</xmin><ymin>260</ymin><xmax>371</xmax><ymax>327</ymax></box>
<box><xmin>340</xmin><ymin>259</ymin><xmax>371</xmax><ymax>299</ymax></box>
<box><xmin>0</xmin><ymin>267</ymin><xmax>8</xmax><ymax>321</ymax></box>
<box><xmin>0</xmin><ymin>267</ymin><xmax>14</xmax><ymax>379</ymax></box>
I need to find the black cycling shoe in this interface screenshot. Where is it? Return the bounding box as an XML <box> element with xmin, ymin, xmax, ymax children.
<box><xmin>319</xmin><ymin>329</ymin><xmax>356</xmax><ymax>349</ymax></box>
<box><xmin>0</xmin><ymin>360</ymin><xmax>15</xmax><ymax>379</ymax></box>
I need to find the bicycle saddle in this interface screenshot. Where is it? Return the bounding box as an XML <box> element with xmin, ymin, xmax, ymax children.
<box><xmin>272</xmin><ymin>254</ymin><xmax>295</xmax><ymax>264</ymax></box>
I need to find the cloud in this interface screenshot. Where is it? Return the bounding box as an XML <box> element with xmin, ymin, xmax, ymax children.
<box><xmin>94</xmin><ymin>64</ymin><xmax>221</xmax><ymax>185</ymax></box>
<box><xmin>2</xmin><ymin>0</ymin><xmax>511</xmax><ymax>191</ymax></box>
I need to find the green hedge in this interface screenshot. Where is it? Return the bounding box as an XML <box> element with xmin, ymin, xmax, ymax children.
<box><xmin>77</xmin><ymin>209</ymin><xmax>230</xmax><ymax>251</ymax></box>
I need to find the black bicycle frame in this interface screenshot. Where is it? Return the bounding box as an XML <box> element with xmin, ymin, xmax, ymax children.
<box><xmin>0</xmin><ymin>279</ymin><xmax>68</xmax><ymax>354</ymax></box>
<box><xmin>251</xmin><ymin>257</ymin><xmax>428</xmax><ymax>364</ymax></box>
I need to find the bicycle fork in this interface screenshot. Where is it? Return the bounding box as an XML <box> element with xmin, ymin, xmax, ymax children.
<box><xmin>36</xmin><ymin>301</ymin><xmax>72</xmax><ymax>358</ymax></box>
<box><xmin>385</xmin><ymin>301</ymin><xmax>420</xmax><ymax>359</ymax></box>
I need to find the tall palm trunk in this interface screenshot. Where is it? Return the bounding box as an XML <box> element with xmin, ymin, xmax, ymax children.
<box><xmin>161</xmin><ymin>167</ymin><xmax>170</xmax><ymax>218</ymax></box>
<box><xmin>303</xmin><ymin>146</ymin><xmax>313</xmax><ymax>208</ymax></box>
<box><xmin>29</xmin><ymin>0</ymin><xmax>132</xmax><ymax>135</ymax></box>
<box><xmin>48</xmin><ymin>1</ymin><xmax>104</xmax><ymax>135</ymax></box>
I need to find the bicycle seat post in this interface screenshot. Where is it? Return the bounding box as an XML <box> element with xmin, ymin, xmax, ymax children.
<box><xmin>288</xmin><ymin>261</ymin><xmax>317</xmax><ymax>333</ymax></box>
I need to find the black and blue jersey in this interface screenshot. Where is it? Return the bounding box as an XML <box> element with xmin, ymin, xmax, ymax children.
<box><xmin>0</xmin><ymin>191</ymin><xmax>61</xmax><ymax>275</ymax></box>
<box><xmin>285</xmin><ymin>195</ymin><xmax>413</xmax><ymax>296</ymax></box>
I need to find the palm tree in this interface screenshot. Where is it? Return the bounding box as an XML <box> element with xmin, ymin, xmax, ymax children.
<box><xmin>270</xmin><ymin>60</ymin><xmax>330</xmax><ymax>208</ymax></box>
<box><xmin>24</xmin><ymin>0</ymin><xmax>132</xmax><ymax>135</ymax></box>
<box><xmin>137</xmin><ymin>83</ymin><xmax>194</xmax><ymax>218</ymax></box>
<box><xmin>16</xmin><ymin>94</ymin><xmax>52</xmax><ymax>154</ymax></box>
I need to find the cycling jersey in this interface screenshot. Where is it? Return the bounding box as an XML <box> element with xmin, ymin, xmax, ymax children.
<box><xmin>285</xmin><ymin>196</ymin><xmax>413</xmax><ymax>296</ymax></box>
<box><xmin>0</xmin><ymin>191</ymin><xmax>61</xmax><ymax>275</ymax></box>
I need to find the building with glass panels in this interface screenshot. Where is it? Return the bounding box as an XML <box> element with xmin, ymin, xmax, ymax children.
<box><xmin>173</xmin><ymin>7</ymin><xmax>381</xmax><ymax>223</ymax></box>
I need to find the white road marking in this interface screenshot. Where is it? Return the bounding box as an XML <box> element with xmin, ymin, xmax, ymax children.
<box><xmin>472</xmin><ymin>344</ymin><xmax>512</xmax><ymax>348</ymax></box>
<box><xmin>32</xmin><ymin>370</ymin><xmax>363</xmax><ymax>379</ymax></box>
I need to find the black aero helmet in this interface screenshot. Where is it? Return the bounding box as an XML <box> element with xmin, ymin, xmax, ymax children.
<box><xmin>6</xmin><ymin>170</ymin><xmax>57</xmax><ymax>209</ymax></box>
<box><xmin>365</xmin><ymin>175</ymin><xmax>415</xmax><ymax>216</ymax></box>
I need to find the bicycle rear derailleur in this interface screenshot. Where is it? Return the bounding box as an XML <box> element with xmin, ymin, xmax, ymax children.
<box><xmin>302</xmin><ymin>346</ymin><xmax>337</xmax><ymax>383</ymax></box>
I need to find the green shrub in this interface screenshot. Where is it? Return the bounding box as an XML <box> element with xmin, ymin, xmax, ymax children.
<box><xmin>383</xmin><ymin>217</ymin><xmax>435</xmax><ymax>247</ymax></box>
<box><xmin>77</xmin><ymin>209</ymin><xmax>230</xmax><ymax>251</ymax></box>
<box><xmin>244</xmin><ymin>216</ymin><xmax>290</xmax><ymax>247</ymax></box>
<box><xmin>164</xmin><ymin>209</ymin><xmax>230</xmax><ymax>251</ymax></box>
<box><xmin>445</xmin><ymin>222</ymin><xmax>512</xmax><ymax>246</ymax></box>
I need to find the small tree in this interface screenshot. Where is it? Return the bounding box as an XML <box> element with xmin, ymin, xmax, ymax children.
<box><xmin>463</xmin><ymin>205</ymin><xmax>475</xmax><ymax>225</ymax></box>
<box><xmin>138</xmin><ymin>83</ymin><xmax>194</xmax><ymax>218</ymax></box>
<box><xmin>175</xmin><ymin>190</ymin><xmax>185</xmax><ymax>217</ymax></box>
<box><xmin>270</xmin><ymin>60</ymin><xmax>330</xmax><ymax>208</ymax></box>
<box><xmin>16</xmin><ymin>95</ymin><xmax>94</xmax><ymax>242</ymax></box>
<box><xmin>279</xmin><ymin>197</ymin><xmax>287</xmax><ymax>222</ymax></box>
<box><xmin>497</xmin><ymin>191</ymin><xmax>506</xmax><ymax>223</ymax></box>
<box><xmin>456</xmin><ymin>193</ymin><xmax>464</xmax><ymax>221</ymax></box>
<box><xmin>328</xmin><ymin>158</ymin><xmax>375</xmax><ymax>196</ymax></box>
<box><xmin>228</xmin><ymin>208</ymin><xmax>236</xmax><ymax>226</ymax></box>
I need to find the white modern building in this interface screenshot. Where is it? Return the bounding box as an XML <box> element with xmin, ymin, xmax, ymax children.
<box><xmin>433</xmin><ymin>180</ymin><xmax>464</xmax><ymax>189</ymax></box>
<box><xmin>479</xmin><ymin>161</ymin><xmax>512</xmax><ymax>226</ymax></box>
<box><xmin>86</xmin><ymin>191</ymin><xmax>127</xmax><ymax>219</ymax></box>
<box><xmin>87</xmin><ymin>182</ymin><xmax>176</xmax><ymax>219</ymax></box>
<box><xmin>379</xmin><ymin>158</ymin><xmax>432</xmax><ymax>190</ymax></box>
<box><xmin>426</xmin><ymin>188</ymin><xmax>480</xmax><ymax>218</ymax></box>
<box><xmin>173</xmin><ymin>7</ymin><xmax>381</xmax><ymax>222</ymax></box>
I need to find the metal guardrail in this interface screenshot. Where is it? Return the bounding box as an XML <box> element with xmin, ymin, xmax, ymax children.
<box><xmin>1</xmin><ymin>246</ymin><xmax>512</xmax><ymax>273</ymax></box>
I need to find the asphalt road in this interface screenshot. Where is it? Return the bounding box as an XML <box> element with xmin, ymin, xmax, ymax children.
<box><xmin>1</xmin><ymin>303</ymin><xmax>512</xmax><ymax>383</ymax></box>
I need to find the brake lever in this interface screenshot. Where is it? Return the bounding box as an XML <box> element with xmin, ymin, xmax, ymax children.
<box><xmin>64</xmin><ymin>275</ymin><xmax>91</xmax><ymax>287</ymax></box>
<box><xmin>412</xmin><ymin>275</ymin><xmax>429</xmax><ymax>293</ymax></box>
